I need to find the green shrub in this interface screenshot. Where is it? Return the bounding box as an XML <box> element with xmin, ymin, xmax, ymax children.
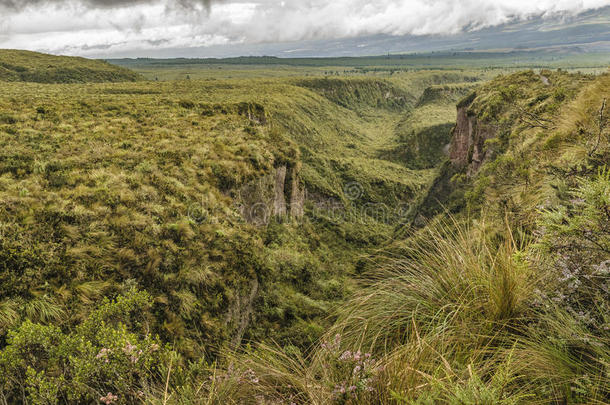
<box><xmin>535</xmin><ymin>166</ymin><xmax>610</xmax><ymax>332</ymax></box>
<box><xmin>0</xmin><ymin>289</ymin><xmax>169</xmax><ymax>405</ymax></box>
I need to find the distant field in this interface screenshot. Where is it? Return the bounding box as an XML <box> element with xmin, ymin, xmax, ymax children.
<box><xmin>108</xmin><ymin>50</ymin><xmax>610</xmax><ymax>81</ymax></box>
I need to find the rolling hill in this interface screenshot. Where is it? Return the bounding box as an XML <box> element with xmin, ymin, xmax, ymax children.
<box><xmin>0</xmin><ymin>49</ymin><xmax>142</xmax><ymax>83</ymax></box>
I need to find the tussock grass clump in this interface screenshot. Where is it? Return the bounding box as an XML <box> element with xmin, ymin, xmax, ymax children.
<box><xmin>177</xmin><ymin>221</ymin><xmax>534</xmax><ymax>403</ymax></box>
<box><xmin>315</xmin><ymin>221</ymin><xmax>542</xmax><ymax>403</ymax></box>
<box><xmin>193</xmin><ymin>199</ymin><xmax>608</xmax><ymax>403</ymax></box>
<box><xmin>329</xmin><ymin>221</ymin><xmax>536</xmax><ymax>352</ymax></box>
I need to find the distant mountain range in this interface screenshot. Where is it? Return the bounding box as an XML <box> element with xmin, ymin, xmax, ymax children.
<box><xmin>103</xmin><ymin>6</ymin><xmax>610</xmax><ymax>59</ymax></box>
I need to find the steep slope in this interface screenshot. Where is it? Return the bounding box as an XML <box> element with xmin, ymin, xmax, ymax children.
<box><xmin>410</xmin><ymin>69</ymin><xmax>601</xmax><ymax>223</ymax></box>
<box><xmin>0</xmin><ymin>51</ymin><xmax>607</xmax><ymax>403</ymax></box>
<box><xmin>385</xmin><ymin>82</ymin><xmax>475</xmax><ymax>170</ymax></box>
<box><xmin>182</xmin><ymin>70</ymin><xmax>609</xmax><ymax>405</ymax></box>
<box><xmin>0</xmin><ymin>62</ymin><xmax>490</xmax><ymax>402</ymax></box>
<box><xmin>0</xmin><ymin>64</ymin><xmax>474</xmax><ymax>370</ymax></box>
<box><xmin>0</xmin><ymin>50</ymin><xmax>141</xmax><ymax>83</ymax></box>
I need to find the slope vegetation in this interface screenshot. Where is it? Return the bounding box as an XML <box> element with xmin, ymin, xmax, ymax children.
<box><xmin>1</xmin><ymin>50</ymin><xmax>607</xmax><ymax>404</ymax></box>
<box><xmin>0</xmin><ymin>50</ymin><xmax>141</xmax><ymax>83</ymax></box>
<box><xmin>144</xmin><ymin>69</ymin><xmax>608</xmax><ymax>404</ymax></box>
<box><xmin>206</xmin><ymin>70</ymin><xmax>609</xmax><ymax>404</ymax></box>
<box><xmin>0</xmin><ymin>61</ymin><xmax>473</xmax><ymax>400</ymax></box>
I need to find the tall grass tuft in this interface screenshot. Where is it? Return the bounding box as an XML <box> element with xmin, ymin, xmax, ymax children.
<box><xmin>326</xmin><ymin>219</ymin><xmax>537</xmax><ymax>353</ymax></box>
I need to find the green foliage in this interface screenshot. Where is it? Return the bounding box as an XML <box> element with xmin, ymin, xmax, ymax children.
<box><xmin>0</xmin><ymin>289</ymin><xmax>169</xmax><ymax>404</ymax></box>
<box><xmin>535</xmin><ymin>167</ymin><xmax>610</xmax><ymax>333</ymax></box>
<box><xmin>0</xmin><ymin>50</ymin><xmax>141</xmax><ymax>83</ymax></box>
<box><xmin>173</xmin><ymin>69</ymin><xmax>610</xmax><ymax>405</ymax></box>
<box><xmin>295</xmin><ymin>77</ymin><xmax>413</xmax><ymax>112</ymax></box>
<box><xmin>390</xmin><ymin>86</ymin><xmax>470</xmax><ymax>169</ymax></box>
<box><xmin>0</xmin><ymin>51</ymin><xmax>608</xmax><ymax>404</ymax></box>
<box><xmin>0</xmin><ymin>78</ymin><xmax>296</xmax><ymax>356</ymax></box>
<box><xmin>0</xmin><ymin>57</ymin><xmax>477</xmax><ymax>370</ymax></box>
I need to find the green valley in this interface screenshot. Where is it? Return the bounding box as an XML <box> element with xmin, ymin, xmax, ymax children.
<box><xmin>0</xmin><ymin>49</ymin><xmax>607</xmax><ymax>404</ymax></box>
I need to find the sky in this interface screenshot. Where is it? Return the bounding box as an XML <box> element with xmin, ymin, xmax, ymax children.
<box><xmin>1</xmin><ymin>0</ymin><xmax>610</xmax><ymax>57</ymax></box>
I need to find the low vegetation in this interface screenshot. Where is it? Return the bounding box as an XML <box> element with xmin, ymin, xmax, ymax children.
<box><xmin>0</xmin><ymin>50</ymin><xmax>141</xmax><ymax>83</ymax></box>
<box><xmin>0</xmin><ymin>52</ymin><xmax>607</xmax><ymax>404</ymax></box>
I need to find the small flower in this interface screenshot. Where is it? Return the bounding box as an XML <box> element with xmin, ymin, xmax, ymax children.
<box><xmin>242</xmin><ymin>368</ymin><xmax>259</xmax><ymax>384</ymax></box>
<box><xmin>96</xmin><ymin>348</ymin><xmax>111</xmax><ymax>361</ymax></box>
<box><xmin>339</xmin><ymin>350</ymin><xmax>352</xmax><ymax>361</ymax></box>
<box><xmin>333</xmin><ymin>384</ymin><xmax>347</xmax><ymax>396</ymax></box>
<box><xmin>123</xmin><ymin>342</ymin><xmax>137</xmax><ymax>354</ymax></box>
<box><xmin>100</xmin><ymin>392</ymin><xmax>118</xmax><ymax>404</ymax></box>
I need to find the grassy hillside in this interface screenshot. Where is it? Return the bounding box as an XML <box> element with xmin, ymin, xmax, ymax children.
<box><xmin>384</xmin><ymin>82</ymin><xmax>475</xmax><ymax>170</ymax></box>
<box><xmin>196</xmin><ymin>70</ymin><xmax>609</xmax><ymax>404</ymax></box>
<box><xmin>0</xmin><ymin>50</ymin><xmax>141</xmax><ymax>83</ymax></box>
<box><xmin>0</xmin><ymin>51</ymin><xmax>607</xmax><ymax>404</ymax></box>
<box><xmin>0</xmin><ymin>60</ymin><xmax>483</xmax><ymax>403</ymax></box>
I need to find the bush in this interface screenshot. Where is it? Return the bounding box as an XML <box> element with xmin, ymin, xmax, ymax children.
<box><xmin>0</xmin><ymin>289</ymin><xmax>169</xmax><ymax>404</ymax></box>
<box><xmin>535</xmin><ymin>166</ymin><xmax>610</xmax><ymax>333</ymax></box>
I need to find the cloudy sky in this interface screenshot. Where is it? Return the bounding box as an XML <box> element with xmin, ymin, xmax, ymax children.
<box><xmin>1</xmin><ymin>0</ymin><xmax>610</xmax><ymax>57</ymax></box>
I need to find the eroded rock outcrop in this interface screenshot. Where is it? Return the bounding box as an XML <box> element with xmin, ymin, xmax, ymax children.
<box><xmin>449</xmin><ymin>93</ymin><xmax>497</xmax><ymax>176</ymax></box>
<box><xmin>286</xmin><ymin>162</ymin><xmax>305</xmax><ymax>218</ymax></box>
<box><xmin>273</xmin><ymin>165</ymin><xmax>288</xmax><ymax>216</ymax></box>
<box><xmin>228</xmin><ymin>164</ymin><xmax>305</xmax><ymax>341</ymax></box>
<box><xmin>237</xmin><ymin>163</ymin><xmax>305</xmax><ymax>225</ymax></box>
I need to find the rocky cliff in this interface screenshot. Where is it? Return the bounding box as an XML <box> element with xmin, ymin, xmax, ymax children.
<box><xmin>238</xmin><ymin>163</ymin><xmax>305</xmax><ymax>225</ymax></box>
<box><xmin>448</xmin><ymin>92</ymin><xmax>497</xmax><ymax>176</ymax></box>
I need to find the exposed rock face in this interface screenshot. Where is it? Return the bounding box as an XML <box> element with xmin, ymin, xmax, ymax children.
<box><xmin>289</xmin><ymin>179</ymin><xmax>305</xmax><ymax>217</ymax></box>
<box><xmin>286</xmin><ymin>162</ymin><xmax>305</xmax><ymax>218</ymax></box>
<box><xmin>275</xmin><ymin>163</ymin><xmax>305</xmax><ymax>219</ymax></box>
<box><xmin>237</xmin><ymin>163</ymin><xmax>305</xmax><ymax>225</ymax></box>
<box><xmin>449</xmin><ymin>95</ymin><xmax>497</xmax><ymax>176</ymax></box>
<box><xmin>228</xmin><ymin>163</ymin><xmax>304</xmax><ymax>344</ymax></box>
<box><xmin>449</xmin><ymin>104</ymin><xmax>473</xmax><ymax>167</ymax></box>
<box><xmin>273</xmin><ymin>165</ymin><xmax>288</xmax><ymax>216</ymax></box>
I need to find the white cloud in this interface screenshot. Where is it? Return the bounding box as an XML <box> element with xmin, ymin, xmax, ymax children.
<box><xmin>1</xmin><ymin>0</ymin><xmax>609</xmax><ymax>56</ymax></box>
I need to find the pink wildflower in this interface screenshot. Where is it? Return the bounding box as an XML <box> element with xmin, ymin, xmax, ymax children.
<box><xmin>100</xmin><ymin>392</ymin><xmax>118</xmax><ymax>404</ymax></box>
